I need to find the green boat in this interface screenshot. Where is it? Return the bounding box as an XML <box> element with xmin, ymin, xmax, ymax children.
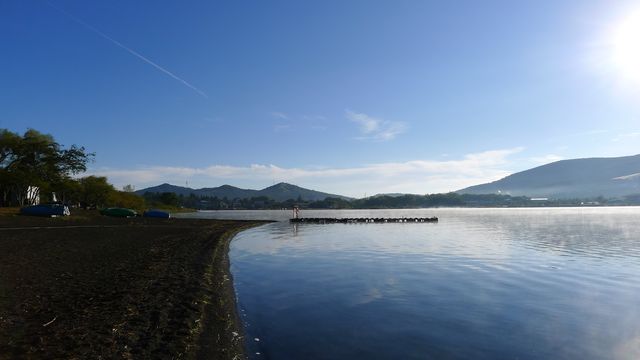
<box><xmin>100</xmin><ymin>207</ymin><xmax>137</xmax><ymax>218</ymax></box>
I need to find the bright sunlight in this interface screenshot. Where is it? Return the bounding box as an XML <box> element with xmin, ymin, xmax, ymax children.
<box><xmin>611</xmin><ymin>9</ymin><xmax>640</xmax><ymax>84</ymax></box>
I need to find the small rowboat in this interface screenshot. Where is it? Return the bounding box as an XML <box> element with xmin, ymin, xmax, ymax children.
<box><xmin>143</xmin><ymin>210</ymin><xmax>170</xmax><ymax>219</ymax></box>
<box><xmin>20</xmin><ymin>204</ymin><xmax>70</xmax><ymax>217</ymax></box>
<box><xmin>100</xmin><ymin>207</ymin><xmax>137</xmax><ymax>218</ymax></box>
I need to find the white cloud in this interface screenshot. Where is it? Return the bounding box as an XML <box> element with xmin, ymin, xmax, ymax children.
<box><xmin>347</xmin><ymin>110</ymin><xmax>380</xmax><ymax>133</ymax></box>
<box><xmin>346</xmin><ymin>110</ymin><xmax>407</xmax><ymax>141</ymax></box>
<box><xmin>90</xmin><ymin>147</ymin><xmax>524</xmax><ymax>197</ymax></box>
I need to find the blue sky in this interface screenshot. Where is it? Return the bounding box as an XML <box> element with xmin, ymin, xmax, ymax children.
<box><xmin>2</xmin><ymin>0</ymin><xmax>639</xmax><ymax>197</ymax></box>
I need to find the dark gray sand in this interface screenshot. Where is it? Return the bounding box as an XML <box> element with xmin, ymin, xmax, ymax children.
<box><xmin>0</xmin><ymin>211</ymin><xmax>265</xmax><ymax>359</ymax></box>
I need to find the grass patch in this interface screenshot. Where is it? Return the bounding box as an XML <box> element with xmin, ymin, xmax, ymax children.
<box><xmin>0</xmin><ymin>207</ymin><xmax>20</xmax><ymax>217</ymax></box>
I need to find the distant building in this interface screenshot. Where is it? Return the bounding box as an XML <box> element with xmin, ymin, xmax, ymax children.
<box><xmin>530</xmin><ymin>197</ymin><xmax>548</xmax><ymax>201</ymax></box>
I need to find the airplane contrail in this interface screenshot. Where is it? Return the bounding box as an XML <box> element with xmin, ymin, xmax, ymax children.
<box><xmin>46</xmin><ymin>1</ymin><xmax>208</xmax><ymax>98</ymax></box>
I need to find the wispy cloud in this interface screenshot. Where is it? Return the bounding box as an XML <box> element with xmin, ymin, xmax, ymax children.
<box><xmin>46</xmin><ymin>1</ymin><xmax>208</xmax><ymax>98</ymax></box>
<box><xmin>302</xmin><ymin>115</ymin><xmax>327</xmax><ymax>130</ymax></box>
<box><xmin>90</xmin><ymin>147</ymin><xmax>523</xmax><ymax>197</ymax></box>
<box><xmin>270</xmin><ymin>112</ymin><xmax>289</xmax><ymax>120</ymax></box>
<box><xmin>270</xmin><ymin>112</ymin><xmax>329</xmax><ymax>132</ymax></box>
<box><xmin>613</xmin><ymin>173</ymin><xmax>640</xmax><ymax>180</ymax></box>
<box><xmin>301</xmin><ymin>115</ymin><xmax>326</xmax><ymax>121</ymax></box>
<box><xmin>346</xmin><ymin>110</ymin><xmax>407</xmax><ymax>141</ymax></box>
<box><xmin>612</xmin><ymin>132</ymin><xmax>640</xmax><ymax>142</ymax></box>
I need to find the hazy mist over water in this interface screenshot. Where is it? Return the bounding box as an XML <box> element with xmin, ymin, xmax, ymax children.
<box><xmin>183</xmin><ymin>208</ymin><xmax>640</xmax><ymax>359</ymax></box>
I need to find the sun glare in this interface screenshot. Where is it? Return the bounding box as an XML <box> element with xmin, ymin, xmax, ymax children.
<box><xmin>611</xmin><ymin>9</ymin><xmax>640</xmax><ymax>84</ymax></box>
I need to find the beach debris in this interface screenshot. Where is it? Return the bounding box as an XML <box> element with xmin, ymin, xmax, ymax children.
<box><xmin>42</xmin><ymin>316</ymin><xmax>57</xmax><ymax>327</ymax></box>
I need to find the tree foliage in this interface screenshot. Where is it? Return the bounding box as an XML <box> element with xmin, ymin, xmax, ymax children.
<box><xmin>122</xmin><ymin>184</ymin><xmax>135</xmax><ymax>193</ymax></box>
<box><xmin>108</xmin><ymin>190</ymin><xmax>146</xmax><ymax>210</ymax></box>
<box><xmin>141</xmin><ymin>191</ymin><xmax>629</xmax><ymax>210</ymax></box>
<box><xmin>0</xmin><ymin>129</ymin><xmax>94</xmax><ymax>206</ymax></box>
<box><xmin>78</xmin><ymin>176</ymin><xmax>114</xmax><ymax>208</ymax></box>
<box><xmin>57</xmin><ymin>175</ymin><xmax>146</xmax><ymax>210</ymax></box>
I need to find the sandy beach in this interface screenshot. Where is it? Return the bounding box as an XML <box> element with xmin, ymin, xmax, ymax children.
<box><xmin>0</xmin><ymin>210</ymin><xmax>265</xmax><ymax>359</ymax></box>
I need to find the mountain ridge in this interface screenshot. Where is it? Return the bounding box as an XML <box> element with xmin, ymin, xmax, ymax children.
<box><xmin>457</xmin><ymin>154</ymin><xmax>640</xmax><ymax>199</ymax></box>
<box><xmin>137</xmin><ymin>154</ymin><xmax>640</xmax><ymax>201</ymax></box>
<box><xmin>136</xmin><ymin>182</ymin><xmax>352</xmax><ymax>202</ymax></box>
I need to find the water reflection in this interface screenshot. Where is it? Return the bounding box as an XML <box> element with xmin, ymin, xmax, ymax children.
<box><xmin>227</xmin><ymin>208</ymin><xmax>640</xmax><ymax>262</ymax></box>
<box><xmin>225</xmin><ymin>208</ymin><xmax>640</xmax><ymax>359</ymax></box>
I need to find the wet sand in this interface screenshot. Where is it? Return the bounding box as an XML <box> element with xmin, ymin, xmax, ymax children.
<box><xmin>0</xmin><ymin>210</ymin><xmax>265</xmax><ymax>359</ymax></box>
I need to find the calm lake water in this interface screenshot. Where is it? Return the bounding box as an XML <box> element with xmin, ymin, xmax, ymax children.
<box><xmin>181</xmin><ymin>208</ymin><xmax>640</xmax><ymax>359</ymax></box>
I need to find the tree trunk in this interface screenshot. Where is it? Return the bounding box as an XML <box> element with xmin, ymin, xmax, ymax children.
<box><xmin>27</xmin><ymin>187</ymin><xmax>40</xmax><ymax>205</ymax></box>
<box><xmin>0</xmin><ymin>188</ymin><xmax>7</xmax><ymax>206</ymax></box>
<box><xmin>16</xmin><ymin>188</ymin><xmax>26</xmax><ymax>206</ymax></box>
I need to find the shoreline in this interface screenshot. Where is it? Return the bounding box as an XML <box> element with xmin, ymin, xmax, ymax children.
<box><xmin>194</xmin><ymin>222</ymin><xmax>265</xmax><ymax>360</ymax></box>
<box><xmin>0</xmin><ymin>211</ymin><xmax>267</xmax><ymax>359</ymax></box>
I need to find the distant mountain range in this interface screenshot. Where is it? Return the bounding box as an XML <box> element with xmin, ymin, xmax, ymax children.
<box><xmin>138</xmin><ymin>154</ymin><xmax>640</xmax><ymax>202</ymax></box>
<box><xmin>457</xmin><ymin>154</ymin><xmax>640</xmax><ymax>199</ymax></box>
<box><xmin>136</xmin><ymin>182</ymin><xmax>352</xmax><ymax>202</ymax></box>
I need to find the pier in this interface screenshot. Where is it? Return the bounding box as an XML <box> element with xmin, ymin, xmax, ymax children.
<box><xmin>289</xmin><ymin>217</ymin><xmax>438</xmax><ymax>224</ymax></box>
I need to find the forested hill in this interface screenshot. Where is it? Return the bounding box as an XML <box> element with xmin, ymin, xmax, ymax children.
<box><xmin>258</xmin><ymin>183</ymin><xmax>352</xmax><ymax>201</ymax></box>
<box><xmin>136</xmin><ymin>182</ymin><xmax>351</xmax><ymax>202</ymax></box>
<box><xmin>458</xmin><ymin>154</ymin><xmax>640</xmax><ymax>199</ymax></box>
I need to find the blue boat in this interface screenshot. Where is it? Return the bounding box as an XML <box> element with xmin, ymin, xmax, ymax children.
<box><xmin>20</xmin><ymin>204</ymin><xmax>70</xmax><ymax>217</ymax></box>
<box><xmin>143</xmin><ymin>209</ymin><xmax>170</xmax><ymax>219</ymax></box>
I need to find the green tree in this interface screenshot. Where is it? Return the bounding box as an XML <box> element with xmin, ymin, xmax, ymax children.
<box><xmin>108</xmin><ymin>191</ymin><xmax>146</xmax><ymax>210</ymax></box>
<box><xmin>79</xmin><ymin>176</ymin><xmax>114</xmax><ymax>209</ymax></box>
<box><xmin>122</xmin><ymin>184</ymin><xmax>135</xmax><ymax>192</ymax></box>
<box><xmin>53</xmin><ymin>178</ymin><xmax>82</xmax><ymax>205</ymax></box>
<box><xmin>0</xmin><ymin>129</ymin><xmax>93</xmax><ymax>206</ymax></box>
<box><xmin>158</xmin><ymin>192</ymin><xmax>179</xmax><ymax>207</ymax></box>
<box><xmin>0</xmin><ymin>130</ymin><xmax>21</xmax><ymax>205</ymax></box>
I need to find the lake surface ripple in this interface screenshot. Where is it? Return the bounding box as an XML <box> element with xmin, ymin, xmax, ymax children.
<box><xmin>189</xmin><ymin>208</ymin><xmax>640</xmax><ymax>359</ymax></box>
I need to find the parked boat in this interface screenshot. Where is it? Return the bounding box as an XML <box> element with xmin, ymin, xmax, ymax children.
<box><xmin>100</xmin><ymin>207</ymin><xmax>137</xmax><ymax>218</ymax></box>
<box><xmin>20</xmin><ymin>204</ymin><xmax>70</xmax><ymax>217</ymax></box>
<box><xmin>143</xmin><ymin>209</ymin><xmax>170</xmax><ymax>219</ymax></box>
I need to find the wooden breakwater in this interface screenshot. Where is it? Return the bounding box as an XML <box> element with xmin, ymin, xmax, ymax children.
<box><xmin>290</xmin><ymin>217</ymin><xmax>438</xmax><ymax>224</ymax></box>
